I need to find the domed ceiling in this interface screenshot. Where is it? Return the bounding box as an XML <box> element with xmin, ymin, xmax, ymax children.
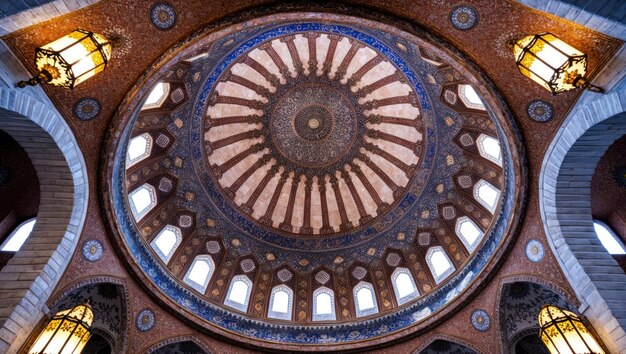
<box><xmin>104</xmin><ymin>10</ymin><xmax>524</xmax><ymax>352</ymax></box>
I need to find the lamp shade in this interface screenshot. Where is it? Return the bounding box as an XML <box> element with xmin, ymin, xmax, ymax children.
<box><xmin>28</xmin><ymin>303</ymin><xmax>94</xmax><ymax>354</ymax></box>
<box><xmin>33</xmin><ymin>29</ymin><xmax>112</xmax><ymax>89</ymax></box>
<box><xmin>538</xmin><ymin>305</ymin><xmax>605</xmax><ymax>354</ymax></box>
<box><xmin>512</xmin><ymin>33</ymin><xmax>587</xmax><ymax>94</ymax></box>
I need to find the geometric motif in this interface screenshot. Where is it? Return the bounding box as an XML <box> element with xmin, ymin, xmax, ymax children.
<box><xmin>150</xmin><ymin>2</ymin><xmax>177</xmax><ymax>30</ymax></box>
<box><xmin>158</xmin><ymin>177</ymin><xmax>173</xmax><ymax>193</ymax></box>
<box><xmin>442</xmin><ymin>206</ymin><xmax>456</xmax><ymax>220</ymax></box>
<box><xmin>277</xmin><ymin>269</ymin><xmax>293</xmax><ymax>283</ymax></box>
<box><xmin>527</xmin><ymin>100</ymin><xmax>554</xmax><ymax>122</ymax></box>
<box><xmin>460</xmin><ymin>133</ymin><xmax>474</xmax><ymax>147</ymax></box>
<box><xmin>82</xmin><ymin>239</ymin><xmax>104</xmax><ymax>262</ymax></box>
<box><xmin>73</xmin><ymin>97</ymin><xmax>101</xmax><ymax>121</ymax></box>
<box><xmin>444</xmin><ymin>90</ymin><xmax>457</xmax><ymax>105</ymax></box>
<box><xmin>525</xmin><ymin>239</ymin><xmax>545</xmax><ymax>263</ymax></box>
<box><xmin>315</xmin><ymin>270</ymin><xmax>330</xmax><ymax>285</ymax></box>
<box><xmin>156</xmin><ymin>134</ymin><xmax>171</xmax><ymax>148</ymax></box>
<box><xmin>386</xmin><ymin>253</ymin><xmax>401</xmax><ymax>267</ymax></box>
<box><xmin>206</xmin><ymin>240</ymin><xmax>221</xmax><ymax>254</ymax></box>
<box><xmin>178</xmin><ymin>215</ymin><xmax>193</xmax><ymax>228</ymax></box>
<box><xmin>352</xmin><ymin>266</ymin><xmax>367</xmax><ymax>280</ymax></box>
<box><xmin>418</xmin><ymin>232</ymin><xmax>431</xmax><ymax>246</ymax></box>
<box><xmin>136</xmin><ymin>308</ymin><xmax>155</xmax><ymax>332</ymax></box>
<box><xmin>241</xmin><ymin>259</ymin><xmax>256</xmax><ymax>273</ymax></box>
<box><xmin>457</xmin><ymin>175</ymin><xmax>472</xmax><ymax>189</ymax></box>
<box><xmin>171</xmin><ymin>88</ymin><xmax>184</xmax><ymax>104</ymax></box>
<box><xmin>470</xmin><ymin>309</ymin><xmax>490</xmax><ymax>332</ymax></box>
<box><xmin>450</xmin><ymin>5</ymin><xmax>478</xmax><ymax>31</ymax></box>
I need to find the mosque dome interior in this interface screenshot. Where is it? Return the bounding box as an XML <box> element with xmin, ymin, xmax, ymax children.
<box><xmin>0</xmin><ymin>1</ymin><xmax>625</xmax><ymax>353</ymax></box>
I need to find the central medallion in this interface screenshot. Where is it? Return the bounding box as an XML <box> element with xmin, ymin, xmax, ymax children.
<box><xmin>203</xmin><ymin>31</ymin><xmax>425</xmax><ymax>237</ymax></box>
<box><xmin>273</xmin><ymin>84</ymin><xmax>355</xmax><ymax>167</ymax></box>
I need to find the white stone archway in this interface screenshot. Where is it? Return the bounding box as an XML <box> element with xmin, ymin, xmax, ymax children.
<box><xmin>539</xmin><ymin>91</ymin><xmax>626</xmax><ymax>353</ymax></box>
<box><xmin>0</xmin><ymin>87</ymin><xmax>89</xmax><ymax>353</ymax></box>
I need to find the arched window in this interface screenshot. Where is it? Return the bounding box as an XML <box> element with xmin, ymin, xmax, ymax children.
<box><xmin>267</xmin><ymin>285</ymin><xmax>293</xmax><ymax>320</ymax></box>
<box><xmin>126</xmin><ymin>133</ymin><xmax>153</xmax><ymax>168</ymax></box>
<box><xmin>473</xmin><ymin>179</ymin><xmax>500</xmax><ymax>213</ymax></box>
<box><xmin>225</xmin><ymin>275</ymin><xmax>252</xmax><ymax>312</ymax></box>
<box><xmin>458</xmin><ymin>84</ymin><xmax>486</xmax><ymax>111</ymax></box>
<box><xmin>477</xmin><ymin>134</ymin><xmax>502</xmax><ymax>166</ymax></box>
<box><xmin>455</xmin><ymin>216</ymin><xmax>484</xmax><ymax>252</ymax></box>
<box><xmin>183</xmin><ymin>255</ymin><xmax>215</xmax><ymax>293</ymax></box>
<box><xmin>391</xmin><ymin>267</ymin><xmax>419</xmax><ymax>305</ymax></box>
<box><xmin>312</xmin><ymin>287</ymin><xmax>336</xmax><ymax>321</ymax></box>
<box><xmin>353</xmin><ymin>282</ymin><xmax>379</xmax><ymax>317</ymax></box>
<box><xmin>141</xmin><ymin>82</ymin><xmax>170</xmax><ymax>110</ymax></box>
<box><xmin>150</xmin><ymin>225</ymin><xmax>182</xmax><ymax>263</ymax></box>
<box><xmin>426</xmin><ymin>246</ymin><xmax>455</xmax><ymax>284</ymax></box>
<box><xmin>129</xmin><ymin>183</ymin><xmax>157</xmax><ymax>221</ymax></box>
<box><xmin>593</xmin><ymin>221</ymin><xmax>626</xmax><ymax>255</ymax></box>
<box><xmin>0</xmin><ymin>218</ymin><xmax>36</xmax><ymax>252</ymax></box>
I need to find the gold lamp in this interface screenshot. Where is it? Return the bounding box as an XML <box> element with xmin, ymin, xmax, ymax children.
<box><xmin>511</xmin><ymin>33</ymin><xmax>603</xmax><ymax>94</ymax></box>
<box><xmin>28</xmin><ymin>303</ymin><xmax>94</xmax><ymax>354</ymax></box>
<box><xmin>538</xmin><ymin>305</ymin><xmax>605</xmax><ymax>354</ymax></box>
<box><xmin>17</xmin><ymin>29</ymin><xmax>112</xmax><ymax>89</ymax></box>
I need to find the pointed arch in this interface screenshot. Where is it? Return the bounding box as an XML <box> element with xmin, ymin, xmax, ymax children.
<box><xmin>477</xmin><ymin>134</ymin><xmax>502</xmax><ymax>166</ymax></box>
<box><xmin>48</xmin><ymin>277</ymin><xmax>130</xmax><ymax>354</ymax></box>
<box><xmin>312</xmin><ymin>286</ymin><xmax>336</xmax><ymax>321</ymax></box>
<box><xmin>412</xmin><ymin>334</ymin><xmax>484</xmax><ymax>354</ymax></box>
<box><xmin>224</xmin><ymin>275</ymin><xmax>253</xmax><ymax>312</ymax></box>
<box><xmin>425</xmin><ymin>246</ymin><xmax>455</xmax><ymax>284</ymax></box>
<box><xmin>473</xmin><ymin>179</ymin><xmax>500</xmax><ymax>214</ymax></box>
<box><xmin>391</xmin><ymin>267</ymin><xmax>419</xmax><ymax>305</ymax></box>
<box><xmin>495</xmin><ymin>277</ymin><xmax>577</xmax><ymax>354</ymax></box>
<box><xmin>141</xmin><ymin>82</ymin><xmax>171</xmax><ymax>110</ymax></box>
<box><xmin>129</xmin><ymin>183</ymin><xmax>157</xmax><ymax>221</ymax></box>
<box><xmin>183</xmin><ymin>255</ymin><xmax>216</xmax><ymax>293</ymax></box>
<box><xmin>150</xmin><ymin>225</ymin><xmax>183</xmax><ymax>263</ymax></box>
<box><xmin>353</xmin><ymin>281</ymin><xmax>379</xmax><ymax>317</ymax></box>
<box><xmin>126</xmin><ymin>133</ymin><xmax>153</xmax><ymax>168</ymax></box>
<box><xmin>539</xmin><ymin>91</ymin><xmax>626</xmax><ymax>352</ymax></box>
<box><xmin>455</xmin><ymin>216</ymin><xmax>484</xmax><ymax>252</ymax></box>
<box><xmin>0</xmin><ymin>87</ymin><xmax>89</xmax><ymax>353</ymax></box>
<box><xmin>267</xmin><ymin>285</ymin><xmax>293</xmax><ymax>320</ymax></box>
<box><xmin>145</xmin><ymin>335</ymin><xmax>214</xmax><ymax>354</ymax></box>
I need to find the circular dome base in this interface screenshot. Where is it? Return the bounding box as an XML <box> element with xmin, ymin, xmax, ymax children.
<box><xmin>103</xmin><ymin>6</ymin><xmax>525</xmax><ymax>352</ymax></box>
